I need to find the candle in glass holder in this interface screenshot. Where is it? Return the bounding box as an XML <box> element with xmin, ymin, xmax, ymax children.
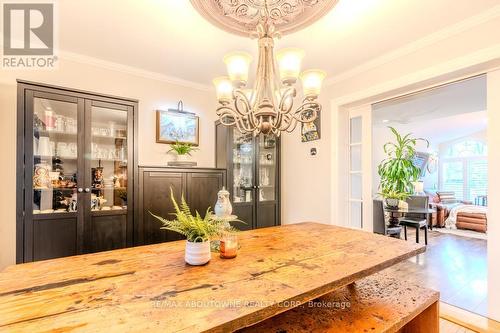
<box><xmin>220</xmin><ymin>234</ymin><xmax>238</xmax><ymax>259</ymax></box>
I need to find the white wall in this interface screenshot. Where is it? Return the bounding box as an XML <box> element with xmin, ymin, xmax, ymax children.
<box><xmin>487</xmin><ymin>70</ymin><xmax>500</xmax><ymax>321</ymax></box>
<box><xmin>281</xmin><ymin>95</ymin><xmax>331</xmax><ymax>225</ymax></box>
<box><xmin>0</xmin><ymin>57</ymin><xmax>218</xmax><ymax>270</ymax></box>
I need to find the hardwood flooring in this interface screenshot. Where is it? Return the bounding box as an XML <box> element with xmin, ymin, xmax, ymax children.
<box><xmin>385</xmin><ymin>229</ymin><xmax>487</xmax><ymax>317</ymax></box>
<box><xmin>440</xmin><ymin>318</ymin><xmax>476</xmax><ymax>333</ymax></box>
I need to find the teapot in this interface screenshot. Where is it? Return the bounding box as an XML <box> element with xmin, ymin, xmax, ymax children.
<box><xmin>214</xmin><ymin>187</ymin><xmax>232</xmax><ymax>218</ymax></box>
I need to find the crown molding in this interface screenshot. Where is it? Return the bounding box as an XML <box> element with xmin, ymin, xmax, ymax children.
<box><xmin>325</xmin><ymin>4</ymin><xmax>500</xmax><ymax>86</ymax></box>
<box><xmin>59</xmin><ymin>51</ymin><xmax>212</xmax><ymax>92</ymax></box>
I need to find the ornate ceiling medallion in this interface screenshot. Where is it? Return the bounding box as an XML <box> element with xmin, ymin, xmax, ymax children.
<box><xmin>190</xmin><ymin>0</ymin><xmax>338</xmax><ymax>37</ymax></box>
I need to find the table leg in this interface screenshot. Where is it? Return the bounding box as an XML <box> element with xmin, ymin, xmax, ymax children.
<box><xmin>416</xmin><ymin>227</ymin><xmax>420</xmax><ymax>244</ymax></box>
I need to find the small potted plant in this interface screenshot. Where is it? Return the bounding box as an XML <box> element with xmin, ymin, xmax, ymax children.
<box><xmin>150</xmin><ymin>189</ymin><xmax>236</xmax><ymax>265</ymax></box>
<box><xmin>379</xmin><ymin>189</ymin><xmax>409</xmax><ymax>209</ymax></box>
<box><xmin>168</xmin><ymin>140</ymin><xmax>199</xmax><ymax>162</ymax></box>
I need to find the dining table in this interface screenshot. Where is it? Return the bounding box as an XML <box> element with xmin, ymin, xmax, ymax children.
<box><xmin>0</xmin><ymin>222</ymin><xmax>428</xmax><ymax>332</ymax></box>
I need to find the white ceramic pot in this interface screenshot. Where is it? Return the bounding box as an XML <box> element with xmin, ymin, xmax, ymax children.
<box><xmin>176</xmin><ymin>154</ymin><xmax>189</xmax><ymax>162</ymax></box>
<box><xmin>185</xmin><ymin>240</ymin><xmax>211</xmax><ymax>265</ymax></box>
<box><xmin>385</xmin><ymin>198</ymin><xmax>399</xmax><ymax>208</ymax></box>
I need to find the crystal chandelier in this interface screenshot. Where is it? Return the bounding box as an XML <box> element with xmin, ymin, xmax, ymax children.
<box><xmin>213</xmin><ymin>18</ymin><xmax>326</xmax><ymax>137</ymax></box>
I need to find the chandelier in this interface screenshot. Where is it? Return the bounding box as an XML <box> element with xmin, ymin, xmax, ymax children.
<box><xmin>213</xmin><ymin>18</ymin><xmax>326</xmax><ymax>136</ymax></box>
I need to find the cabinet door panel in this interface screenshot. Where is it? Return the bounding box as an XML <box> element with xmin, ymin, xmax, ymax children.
<box><xmin>89</xmin><ymin>213</ymin><xmax>127</xmax><ymax>252</ymax></box>
<box><xmin>33</xmin><ymin>217</ymin><xmax>77</xmax><ymax>261</ymax></box>
<box><xmin>143</xmin><ymin>172</ymin><xmax>184</xmax><ymax>244</ymax></box>
<box><xmin>186</xmin><ymin>172</ymin><xmax>223</xmax><ymax>216</ymax></box>
<box><xmin>256</xmin><ymin>203</ymin><xmax>277</xmax><ymax>229</ymax></box>
<box><xmin>233</xmin><ymin>204</ymin><xmax>254</xmax><ymax>230</ymax></box>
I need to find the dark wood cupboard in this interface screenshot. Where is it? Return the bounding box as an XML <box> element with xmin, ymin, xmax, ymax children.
<box><xmin>17</xmin><ymin>81</ymin><xmax>138</xmax><ymax>263</ymax></box>
<box><xmin>137</xmin><ymin>167</ymin><xmax>226</xmax><ymax>245</ymax></box>
<box><xmin>215</xmin><ymin>122</ymin><xmax>280</xmax><ymax>229</ymax></box>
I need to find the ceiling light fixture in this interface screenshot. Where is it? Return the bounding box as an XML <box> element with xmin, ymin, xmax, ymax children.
<box><xmin>212</xmin><ymin>12</ymin><xmax>326</xmax><ymax>136</ymax></box>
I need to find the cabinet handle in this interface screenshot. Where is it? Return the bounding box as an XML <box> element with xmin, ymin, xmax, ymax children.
<box><xmin>77</xmin><ymin>188</ymin><xmax>83</xmax><ymax>193</ymax></box>
<box><xmin>84</xmin><ymin>188</ymin><xmax>90</xmax><ymax>193</ymax></box>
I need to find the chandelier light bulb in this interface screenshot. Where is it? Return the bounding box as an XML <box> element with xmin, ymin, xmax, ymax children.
<box><xmin>213</xmin><ymin>76</ymin><xmax>233</xmax><ymax>103</ymax></box>
<box><xmin>276</xmin><ymin>48</ymin><xmax>305</xmax><ymax>85</ymax></box>
<box><xmin>223</xmin><ymin>51</ymin><xmax>253</xmax><ymax>88</ymax></box>
<box><xmin>300</xmin><ymin>69</ymin><xmax>326</xmax><ymax>98</ymax></box>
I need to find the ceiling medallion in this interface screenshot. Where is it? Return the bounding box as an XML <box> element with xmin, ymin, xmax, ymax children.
<box><xmin>192</xmin><ymin>0</ymin><xmax>332</xmax><ymax>136</ymax></box>
<box><xmin>190</xmin><ymin>0</ymin><xmax>338</xmax><ymax>37</ymax></box>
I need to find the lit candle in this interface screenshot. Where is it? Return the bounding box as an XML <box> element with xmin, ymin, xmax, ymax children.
<box><xmin>220</xmin><ymin>234</ymin><xmax>238</xmax><ymax>259</ymax></box>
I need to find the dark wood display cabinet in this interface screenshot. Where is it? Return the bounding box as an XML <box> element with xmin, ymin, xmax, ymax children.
<box><xmin>215</xmin><ymin>122</ymin><xmax>280</xmax><ymax>229</ymax></box>
<box><xmin>16</xmin><ymin>81</ymin><xmax>138</xmax><ymax>263</ymax></box>
<box><xmin>137</xmin><ymin>167</ymin><xmax>226</xmax><ymax>245</ymax></box>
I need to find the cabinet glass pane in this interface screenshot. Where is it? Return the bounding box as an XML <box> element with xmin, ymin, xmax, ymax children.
<box><xmin>259</xmin><ymin>134</ymin><xmax>277</xmax><ymax>202</ymax></box>
<box><xmin>91</xmin><ymin>106</ymin><xmax>128</xmax><ymax>211</ymax></box>
<box><xmin>232</xmin><ymin>128</ymin><xmax>253</xmax><ymax>203</ymax></box>
<box><xmin>350</xmin><ymin>201</ymin><xmax>363</xmax><ymax>229</ymax></box>
<box><xmin>33</xmin><ymin>98</ymin><xmax>78</xmax><ymax>214</ymax></box>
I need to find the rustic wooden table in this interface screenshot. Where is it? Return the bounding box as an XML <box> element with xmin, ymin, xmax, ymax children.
<box><xmin>0</xmin><ymin>222</ymin><xmax>425</xmax><ymax>333</ymax></box>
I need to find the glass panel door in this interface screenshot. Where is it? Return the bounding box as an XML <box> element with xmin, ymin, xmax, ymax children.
<box><xmin>33</xmin><ymin>97</ymin><xmax>79</xmax><ymax>214</ymax></box>
<box><xmin>90</xmin><ymin>105</ymin><xmax>129</xmax><ymax>212</ymax></box>
<box><xmin>232</xmin><ymin>128</ymin><xmax>254</xmax><ymax>203</ymax></box>
<box><xmin>348</xmin><ymin>116</ymin><xmax>363</xmax><ymax>229</ymax></box>
<box><xmin>258</xmin><ymin>134</ymin><xmax>277</xmax><ymax>202</ymax></box>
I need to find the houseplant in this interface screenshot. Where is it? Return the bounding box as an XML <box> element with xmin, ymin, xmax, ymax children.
<box><xmin>168</xmin><ymin>140</ymin><xmax>199</xmax><ymax>161</ymax></box>
<box><xmin>150</xmin><ymin>189</ymin><xmax>237</xmax><ymax>265</ymax></box>
<box><xmin>378</xmin><ymin>127</ymin><xmax>428</xmax><ymax>207</ymax></box>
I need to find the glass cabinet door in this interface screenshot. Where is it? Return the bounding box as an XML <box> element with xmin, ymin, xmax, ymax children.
<box><xmin>89</xmin><ymin>104</ymin><xmax>129</xmax><ymax>212</ymax></box>
<box><xmin>258</xmin><ymin>134</ymin><xmax>277</xmax><ymax>202</ymax></box>
<box><xmin>232</xmin><ymin>128</ymin><xmax>254</xmax><ymax>203</ymax></box>
<box><xmin>32</xmin><ymin>97</ymin><xmax>80</xmax><ymax>215</ymax></box>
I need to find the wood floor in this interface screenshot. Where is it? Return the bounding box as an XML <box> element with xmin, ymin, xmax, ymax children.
<box><xmin>385</xmin><ymin>229</ymin><xmax>487</xmax><ymax>316</ymax></box>
<box><xmin>440</xmin><ymin>318</ymin><xmax>476</xmax><ymax>333</ymax></box>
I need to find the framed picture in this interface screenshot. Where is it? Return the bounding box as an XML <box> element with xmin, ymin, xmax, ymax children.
<box><xmin>156</xmin><ymin>109</ymin><xmax>199</xmax><ymax>145</ymax></box>
<box><xmin>301</xmin><ymin>109</ymin><xmax>321</xmax><ymax>142</ymax></box>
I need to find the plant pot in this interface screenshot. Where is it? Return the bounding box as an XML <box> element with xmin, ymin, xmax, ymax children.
<box><xmin>185</xmin><ymin>240</ymin><xmax>211</xmax><ymax>265</ymax></box>
<box><xmin>385</xmin><ymin>198</ymin><xmax>399</xmax><ymax>209</ymax></box>
<box><xmin>175</xmin><ymin>154</ymin><xmax>189</xmax><ymax>162</ymax></box>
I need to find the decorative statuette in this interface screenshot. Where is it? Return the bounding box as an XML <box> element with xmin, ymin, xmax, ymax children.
<box><xmin>214</xmin><ymin>187</ymin><xmax>232</xmax><ymax>218</ymax></box>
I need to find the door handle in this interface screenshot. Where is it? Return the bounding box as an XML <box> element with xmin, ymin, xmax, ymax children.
<box><xmin>77</xmin><ymin>188</ymin><xmax>83</xmax><ymax>193</ymax></box>
<box><xmin>84</xmin><ymin>188</ymin><xmax>90</xmax><ymax>193</ymax></box>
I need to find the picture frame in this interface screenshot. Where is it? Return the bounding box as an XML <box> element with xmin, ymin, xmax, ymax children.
<box><xmin>156</xmin><ymin>108</ymin><xmax>199</xmax><ymax>146</ymax></box>
<box><xmin>301</xmin><ymin>109</ymin><xmax>321</xmax><ymax>142</ymax></box>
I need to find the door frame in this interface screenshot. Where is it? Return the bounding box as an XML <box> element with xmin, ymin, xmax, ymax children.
<box><xmin>330</xmin><ymin>60</ymin><xmax>500</xmax><ymax>320</ymax></box>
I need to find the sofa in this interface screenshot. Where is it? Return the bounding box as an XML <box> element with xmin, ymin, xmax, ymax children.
<box><xmin>426</xmin><ymin>191</ymin><xmax>487</xmax><ymax>232</ymax></box>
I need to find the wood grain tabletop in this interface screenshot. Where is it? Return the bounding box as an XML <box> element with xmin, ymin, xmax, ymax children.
<box><xmin>0</xmin><ymin>222</ymin><xmax>425</xmax><ymax>333</ymax></box>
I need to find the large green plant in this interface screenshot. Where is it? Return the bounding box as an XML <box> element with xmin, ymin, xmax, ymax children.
<box><xmin>378</xmin><ymin>127</ymin><xmax>429</xmax><ymax>196</ymax></box>
<box><xmin>150</xmin><ymin>189</ymin><xmax>238</xmax><ymax>243</ymax></box>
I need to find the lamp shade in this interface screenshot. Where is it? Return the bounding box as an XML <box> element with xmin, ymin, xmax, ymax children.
<box><xmin>213</xmin><ymin>76</ymin><xmax>233</xmax><ymax>103</ymax></box>
<box><xmin>223</xmin><ymin>51</ymin><xmax>252</xmax><ymax>87</ymax></box>
<box><xmin>300</xmin><ymin>69</ymin><xmax>326</xmax><ymax>98</ymax></box>
<box><xmin>276</xmin><ymin>48</ymin><xmax>305</xmax><ymax>85</ymax></box>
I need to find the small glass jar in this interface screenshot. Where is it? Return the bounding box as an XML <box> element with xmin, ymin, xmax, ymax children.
<box><xmin>220</xmin><ymin>234</ymin><xmax>238</xmax><ymax>259</ymax></box>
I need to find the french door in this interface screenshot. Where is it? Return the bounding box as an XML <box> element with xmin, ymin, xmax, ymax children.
<box><xmin>347</xmin><ymin>105</ymin><xmax>372</xmax><ymax>231</ymax></box>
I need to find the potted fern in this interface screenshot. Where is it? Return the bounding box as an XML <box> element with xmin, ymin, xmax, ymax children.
<box><xmin>168</xmin><ymin>140</ymin><xmax>199</xmax><ymax>162</ymax></box>
<box><xmin>378</xmin><ymin>127</ymin><xmax>428</xmax><ymax>208</ymax></box>
<box><xmin>150</xmin><ymin>189</ymin><xmax>237</xmax><ymax>265</ymax></box>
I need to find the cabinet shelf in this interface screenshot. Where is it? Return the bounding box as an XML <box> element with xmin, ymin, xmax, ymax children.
<box><xmin>36</xmin><ymin>129</ymin><xmax>127</xmax><ymax>140</ymax></box>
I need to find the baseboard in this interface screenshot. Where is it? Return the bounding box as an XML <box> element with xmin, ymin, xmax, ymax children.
<box><xmin>440</xmin><ymin>302</ymin><xmax>500</xmax><ymax>333</ymax></box>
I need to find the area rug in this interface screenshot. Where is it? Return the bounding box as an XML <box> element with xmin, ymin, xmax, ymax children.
<box><xmin>434</xmin><ymin>228</ymin><xmax>487</xmax><ymax>240</ymax></box>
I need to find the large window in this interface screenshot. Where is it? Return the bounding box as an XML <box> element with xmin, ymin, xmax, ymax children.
<box><xmin>440</xmin><ymin>140</ymin><xmax>487</xmax><ymax>201</ymax></box>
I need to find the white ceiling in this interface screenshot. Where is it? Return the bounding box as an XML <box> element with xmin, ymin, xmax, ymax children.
<box><xmin>58</xmin><ymin>1</ymin><xmax>500</xmax><ymax>87</ymax></box>
<box><xmin>372</xmin><ymin>75</ymin><xmax>487</xmax><ymax>126</ymax></box>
